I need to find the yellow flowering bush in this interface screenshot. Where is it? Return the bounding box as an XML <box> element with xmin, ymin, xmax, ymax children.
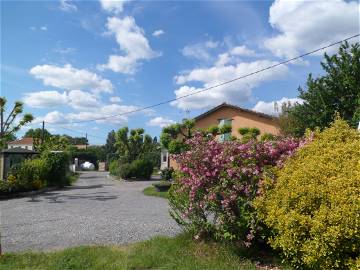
<box><xmin>255</xmin><ymin>118</ymin><xmax>360</xmax><ymax>270</ymax></box>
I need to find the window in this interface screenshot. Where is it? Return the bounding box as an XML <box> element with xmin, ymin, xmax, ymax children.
<box><xmin>218</xmin><ymin>118</ymin><xmax>232</xmax><ymax>142</ymax></box>
<box><xmin>162</xmin><ymin>153</ymin><xmax>167</xmax><ymax>163</ymax></box>
<box><xmin>25</xmin><ymin>146</ymin><xmax>28</xmax><ymax>150</ymax></box>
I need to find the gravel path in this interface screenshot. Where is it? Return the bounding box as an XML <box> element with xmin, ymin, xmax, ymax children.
<box><xmin>0</xmin><ymin>171</ymin><xmax>180</xmax><ymax>252</ymax></box>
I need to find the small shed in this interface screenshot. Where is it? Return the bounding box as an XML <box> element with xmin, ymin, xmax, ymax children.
<box><xmin>0</xmin><ymin>147</ymin><xmax>38</xmax><ymax>180</ymax></box>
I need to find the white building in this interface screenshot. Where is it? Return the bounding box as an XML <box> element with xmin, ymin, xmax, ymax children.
<box><xmin>7</xmin><ymin>137</ymin><xmax>34</xmax><ymax>151</ymax></box>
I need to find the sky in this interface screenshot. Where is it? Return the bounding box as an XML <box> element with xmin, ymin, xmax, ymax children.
<box><xmin>1</xmin><ymin>0</ymin><xmax>359</xmax><ymax>144</ymax></box>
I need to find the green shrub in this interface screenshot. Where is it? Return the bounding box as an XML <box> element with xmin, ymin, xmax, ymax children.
<box><xmin>113</xmin><ymin>159</ymin><xmax>154</xmax><ymax>180</ymax></box>
<box><xmin>41</xmin><ymin>151</ymin><xmax>70</xmax><ymax>186</ymax></box>
<box><xmin>260</xmin><ymin>133</ymin><xmax>276</xmax><ymax>141</ymax></box>
<box><xmin>255</xmin><ymin>118</ymin><xmax>360</xmax><ymax>270</ymax></box>
<box><xmin>8</xmin><ymin>158</ymin><xmax>49</xmax><ymax>192</ymax></box>
<box><xmin>161</xmin><ymin>167</ymin><xmax>174</xmax><ymax>181</ymax></box>
<box><xmin>131</xmin><ymin>159</ymin><xmax>153</xmax><ymax>179</ymax></box>
<box><xmin>118</xmin><ymin>163</ymin><xmax>133</xmax><ymax>179</ymax></box>
<box><xmin>109</xmin><ymin>160</ymin><xmax>120</xmax><ymax>176</ymax></box>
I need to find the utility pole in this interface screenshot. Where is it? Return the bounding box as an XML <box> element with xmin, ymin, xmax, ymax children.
<box><xmin>85</xmin><ymin>133</ymin><xmax>88</xmax><ymax>149</ymax></box>
<box><xmin>41</xmin><ymin>121</ymin><xmax>45</xmax><ymax>145</ymax></box>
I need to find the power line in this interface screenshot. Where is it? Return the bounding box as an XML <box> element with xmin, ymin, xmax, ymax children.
<box><xmin>47</xmin><ymin>34</ymin><xmax>359</xmax><ymax>126</ymax></box>
<box><xmin>48</xmin><ymin>124</ymin><xmax>107</xmax><ymax>140</ymax></box>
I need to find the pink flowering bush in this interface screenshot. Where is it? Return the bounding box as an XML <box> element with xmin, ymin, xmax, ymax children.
<box><xmin>169</xmin><ymin>133</ymin><xmax>304</xmax><ymax>245</ymax></box>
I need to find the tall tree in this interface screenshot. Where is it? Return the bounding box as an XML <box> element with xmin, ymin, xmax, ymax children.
<box><xmin>286</xmin><ymin>42</ymin><xmax>360</xmax><ymax>136</ymax></box>
<box><xmin>160</xmin><ymin>119</ymin><xmax>195</xmax><ymax>154</ymax></box>
<box><xmin>115</xmin><ymin>127</ymin><xmax>154</xmax><ymax>163</ymax></box>
<box><xmin>0</xmin><ymin>97</ymin><xmax>33</xmax><ymax>149</ymax></box>
<box><xmin>105</xmin><ymin>130</ymin><xmax>117</xmax><ymax>154</ymax></box>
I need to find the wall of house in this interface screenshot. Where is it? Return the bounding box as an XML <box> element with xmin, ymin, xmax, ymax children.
<box><xmin>8</xmin><ymin>144</ymin><xmax>33</xmax><ymax>150</ymax></box>
<box><xmin>194</xmin><ymin>106</ymin><xmax>280</xmax><ymax>138</ymax></box>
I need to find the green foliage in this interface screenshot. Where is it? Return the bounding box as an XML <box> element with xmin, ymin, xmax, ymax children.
<box><xmin>36</xmin><ymin>135</ymin><xmax>71</xmax><ymax>152</ymax></box>
<box><xmin>129</xmin><ymin>159</ymin><xmax>153</xmax><ymax>179</ymax></box>
<box><xmin>207</xmin><ymin>125</ymin><xmax>219</xmax><ymax>136</ymax></box>
<box><xmin>0</xmin><ymin>159</ymin><xmax>49</xmax><ymax>193</ymax></box>
<box><xmin>112</xmin><ymin>159</ymin><xmax>154</xmax><ymax>180</ymax></box>
<box><xmin>238</xmin><ymin>127</ymin><xmax>261</xmax><ymax>143</ymax></box>
<box><xmin>41</xmin><ymin>151</ymin><xmax>70</xmax><ymax>186</ymax></box>
<box><xmin>109</xmin><ymin>160</ymin><xmax>120</xmax><ymax>176</ymax></box>
<box><xmin>1</xmin><ymin>151</ymin><xmax>71</xmax><ymax>194</ymax></box>
<box><xmin>260</xmin><ymin>133</ymin><xmax>276</xmax><ymax>141</ymax></box>
<box><xmin>160</xmin><ymin>118</ymin><xmax>196</xmax><ymax>153</ymax></box>
<box><xmin>0</xmin><ymin>97</ymin><xmax>33</xmax><ymax>149</ymax></box>
<box><xmin>255</xmin><ymin>118</ymin><xmax>360</xmax><ymax>270</ymax></box>
<box><xmin>219</xmin><ymin>124</ymin><xmax>232</xmax><ymax>135</ymax></box>
<box><xmin>238</xmin><ymin>127</ymin><xmax>260</xmax><ymax>137</ymax></box>
<box><xmin>105</xmin><ymin>130</ymin><xmax>117</xmax><ymax>155</ymax></box>
<box><xmin>284</xmin><ymin>42</ymin><xmax>360</xmax><ymax>136</ymax></box>
<box><xmin>118</xmin><ymin>163</ymin><xmax>133</xmax><ymax>179</ymax></box>
<box><xmin>0</xmin><ymin>233</ymin><xmax>291</xmax><ymax>270</ymax></box>
<box><xmin>115</xmin><ymin>127</ymin><xmax>159</xmax><ymax>163</ymax></box>
<box><xmin>143</xmin><ymin>186</ymin><xmax>169</xmax><ymax>199</ymax></box>
<box><xmin>161</xmin><ymin>167</ymin><xmax>174</xmax><ymax>181</ymax></box>
<box><xmin>167</xmin><ymin>139</ymin><xmax>187</xmax><ymax>154</ymax></box>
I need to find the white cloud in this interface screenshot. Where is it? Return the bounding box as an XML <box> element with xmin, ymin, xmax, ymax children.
<box><xmin>152</xmin><ymin>29</ymin><xmax>164</xmax><ymax>37</ymax></box>
<box><xmin>67</xmin><ymin>90</ymin><xmax>100</xmax><ymax>110</ymax></box>
<box><xmin>59</xmin><ymin>0</ymin><xmax>77</xmax><ymax>12</ymax></box>
<box><xmin>23</xmin><ymin>89</ymin><xmax>100</xmax><ymax>111</ymax></box>
<box><xmin>181</xmin><ymin>40</ymin><xmax>219</xmax><ymax>61</ymax></box>
<box><xmin>253</xmin><ymin>97</ymin><xmax>303</xmax><ymax>115</ymax></box>
<box><xmin>109</xmin><ymin>96</ymin><xmax>122</xmax><ymax>103</ymax></box>
<box><xmin>67</xmin><ymin>104</ymin><xmax>138</xmax><ymax>124</ymax></box>
<box><xmin>100</xmin><ymin>0</ymin><xmax>127</xmax><ymax>14</ymax></box>
<box><xmin>215</xmin><ymin>45</ymin><xmax>258</xmax><ymax>66</ymax></box>
<box><xmin>172</xmin><ymin>60</ymin><xmax>288</xmax><ymax>110</ymax></box>
<box><xmin>30</xmin><ymin>26</ymin><xmax>47</xmax><ymax>31</ymax></box>
<box><xmin>36</xmin><ymin>103</ymin><xmax>139</xmax><ymax>125</ymax></box>
<box><xmin>230</xmin><ymin>45</ymin><xmax>257</xmax><ymax>57</ymax></box>
<box><xmin>147</xmin><ymin>117</ymin><xmax>175</xmax><ymax>128</ymax></box>
<box><xmin>36</xmin><ymin>111</ymin><xmax>68</xmax><ymax>124</ymax></box>
<box><xmin>30</xmin><ymin>64</ymin><xmax>113</xmax><ymax>94</ymax></box>
<box><xmin>264</xmin><ymin>0</ymin><xmax>359</xmax><ymax>58</ymax></box>
<box><xmin>98</xmin><ymin>16</ymin><xmax>160</xmax><ymax>74</ymax></box>
<box><xmin>23</xmin><ymin>91</ymin><xmax>67</xmax><ymax>108</ymax></box>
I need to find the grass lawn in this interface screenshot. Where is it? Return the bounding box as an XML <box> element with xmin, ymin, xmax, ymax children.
<box><xmin>143</xmin><ymin>185</ymin><xmax>169</xmax><ymax>199</ymax></box>
<box><xmin>0</xmin><ymin>234</ymin><xmax>291</xmax><ymax>270</ymax></box>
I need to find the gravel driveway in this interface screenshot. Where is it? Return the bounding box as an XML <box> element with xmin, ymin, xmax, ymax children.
<box><xmin>0</xmin><ymin>171</ymin><xmax>180</xmax><ymax>252</ymax></box>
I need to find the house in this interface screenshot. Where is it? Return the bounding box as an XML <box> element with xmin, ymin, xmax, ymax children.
<box><xmin>7</xmin><ymin>137</ymin><xmax>35</xmax><ymax>151</ymax></box>
<box><xmin>161</xmin><ymin>103</ymin><xmax>280</xmax><ymax>170</ymax></box>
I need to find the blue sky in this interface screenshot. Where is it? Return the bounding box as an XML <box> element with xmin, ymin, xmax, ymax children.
<box><xmin>1</xmin><ymin>0</ymin><xmax>359</xmax><ymax>144</ymax></box>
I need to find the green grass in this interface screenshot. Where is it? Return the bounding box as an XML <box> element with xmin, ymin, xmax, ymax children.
<box><xmin>143</xmin><ymin>185</ymin><xmax>169</xmax><ymax>199</ymax></box>
<box><xmin>0</xmin><ymin>234</ymin><xmax>292</xmax><ymax>270</ymax></box>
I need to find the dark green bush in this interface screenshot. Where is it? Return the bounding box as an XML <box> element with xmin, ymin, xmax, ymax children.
<box><xmin>113</xmin><ymin>159</ymin><xmax>154</xmax><ymax>180</ymax></box>
<box><xmin>41</xmin><ymin>151</ymin><xmax>70</xmax><ymax>186</ymax></box>
<box><xmin>260</xmin><ymin>133</ymin><xmax>276</xmax><ymax>141</ymax></box>
<box><xmin>161</xmin><ymin>167</ymin><xmax>174</xmax><ymax>181</ymax></box>
<box><xmin>131</xmin><ymin>159</ymin><xmax>153</xmax><ymax>179</ymax></box>
<box><xmin>109</xmin><ymin>160</ymin><xmax>120</xmax><ymax>176</ymax></box>
<box><xmin>118</xmin><ymin>163</ymin><xmax>133</xmax><ymax>179</ymax></box>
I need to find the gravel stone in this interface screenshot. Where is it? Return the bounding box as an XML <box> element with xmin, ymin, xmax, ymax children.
<box><xmin>0</xmin><ymin>171</ymin><xmax>181</xmax><ymax>252</ymax></box>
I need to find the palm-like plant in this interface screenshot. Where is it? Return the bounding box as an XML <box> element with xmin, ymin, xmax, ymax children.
<box><xmin>0</xmin><ymin>97</ymin><xmax>34</xmax><ymax>149</ymax></box>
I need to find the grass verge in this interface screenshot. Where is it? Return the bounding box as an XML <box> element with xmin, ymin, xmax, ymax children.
<box><xmin>0</xmin><ymin>234</ymin><xmax>291</xmax><ymax>270</ymax></box>
<box><xmin>143</xmin><ymin>185</ymin><xmax>169</xmax><ymax>199</ymax></box>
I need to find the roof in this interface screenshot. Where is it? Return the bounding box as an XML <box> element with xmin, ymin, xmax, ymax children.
<box><xmin>8</xmin><ymin>137</ymin><xmax>34</xmax><ymax>145</ymax></box>
<box><xmin>194</xmin><ymin>102</ymin><xmax>277</xmax><ymax>122</ymax></box>
<box><xmin>1</xmin><ymin>147</ymin><xmax>37</xmax><ymax>154</ymax></box>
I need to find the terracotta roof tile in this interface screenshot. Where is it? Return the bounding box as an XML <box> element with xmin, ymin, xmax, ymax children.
<box><xmin>8</xmin><ymin>137</ymin><xmax>34</xmax><ymax>145</ymax></box>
